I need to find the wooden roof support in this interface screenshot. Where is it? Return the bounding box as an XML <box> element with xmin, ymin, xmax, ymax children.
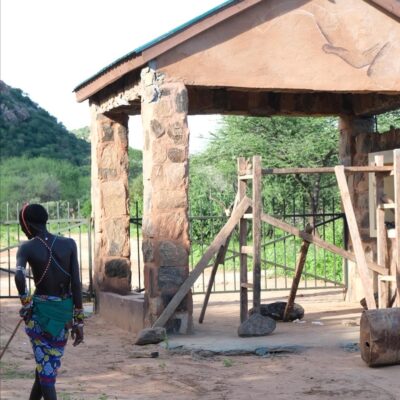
<box><xmin>394</xmin><ymin>149</ymin><xmax>400</xmax><ymax>304</ymax></box>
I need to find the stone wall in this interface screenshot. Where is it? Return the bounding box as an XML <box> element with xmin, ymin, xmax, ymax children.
<box><xmin>91</xmin><ymin>108</ymin><xmax>131</xmax><ymax>295</ymax></box>
<box><xmin>140</xmin><ymin>68</ymin><xmax>193</xmax><ymax>333</ymax></box>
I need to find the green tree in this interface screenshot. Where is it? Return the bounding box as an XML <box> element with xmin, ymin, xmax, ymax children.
<box><xmin>191</xmin><ymin>116</ymin><xmax>339</xmax><ymax>215</ymax></box>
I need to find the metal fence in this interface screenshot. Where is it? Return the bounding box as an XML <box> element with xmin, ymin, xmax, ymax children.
<box><xmin>130</xmin><ymin>197</ymin><xmax>348</xmax><ymax>295</ymax></box>
<box><xmin>0</xmin><ymin>201</ymin><xmax>93</xmax><ymax>299</ymax></box>
<box><xmin>1</xmin><ymin>198</ymin><xmax>347</xmax><ymax>298</ymax></box>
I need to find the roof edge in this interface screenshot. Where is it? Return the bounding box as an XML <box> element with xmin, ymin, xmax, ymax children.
<box><xmin>74</xmin><ymin>0</ymin><xmax>263</xmax><ymax>102</ymax></box>
<box><xmin>74</xmin><ymin>0</ymin><xmax>239</xmax><ymax>95</ymax></box>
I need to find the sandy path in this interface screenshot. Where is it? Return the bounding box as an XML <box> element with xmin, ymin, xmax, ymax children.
<box><xmin>1</xmin><ymin>295</ymin><xmax>400</xmax><ymax>400</ymax></box>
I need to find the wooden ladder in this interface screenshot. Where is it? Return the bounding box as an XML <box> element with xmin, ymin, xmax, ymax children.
<box><xmin>238</xmin><ymin>156</ymin><xmax>262</xmax><ymax>322</ymax></box>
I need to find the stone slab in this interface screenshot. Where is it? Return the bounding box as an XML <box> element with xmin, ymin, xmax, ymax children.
<box><xmin>98</xmin><ymin>291</ymin><xmax>145</xmax><ymax>334</ymax></box>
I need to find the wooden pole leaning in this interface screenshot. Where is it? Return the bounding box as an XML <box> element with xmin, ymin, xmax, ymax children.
<box><xmin>238</xmin><ymin>157</ymin><xmax>250</xmax><ymax>323</ymax></box>
<box><xmin>252</xmin><ymin>156</ymin><xmax>262</xmax><ymax>314</ymax></box>
<box><xmin>283</xmin><ymin>224</ymin><xmax>313</xmax><ymax>321</ymax></box>
<box><xmin>394</xmin><ymin>149</ymin><xmax>400</xmax><ymax>305</ymax></box>
<box><xmin>335</xmin><ymin>166</ymin><xmax>376</xmax><ymax>310</ymax></box>
<box><xmin>153</xmin><ymin>196</ymin><xmax>252</xmax><ymax>329</ymax></box>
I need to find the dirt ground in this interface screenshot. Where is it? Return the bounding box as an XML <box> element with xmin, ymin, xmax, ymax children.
<box><xmin>1</xmin><ymin>290</ymin><xmax>400</xmax><ymax>400</ymax></box>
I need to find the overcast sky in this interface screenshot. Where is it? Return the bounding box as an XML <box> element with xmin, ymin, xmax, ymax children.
<box><xmin>0</xmin><ymin>0</ymin><xmax>223</xmax><ymax>152</ymax></box>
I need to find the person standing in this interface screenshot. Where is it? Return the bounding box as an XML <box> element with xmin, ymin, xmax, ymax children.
<box><xmin>15</xmin><ymin>204</ymin><xmax>84</xmax><ymax>400</ymax></box>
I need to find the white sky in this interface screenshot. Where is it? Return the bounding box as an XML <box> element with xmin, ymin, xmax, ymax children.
<box><xmin>0</xmin><ymin>0</ymin><xmax>223</xmax><ymax>153</ymax></box>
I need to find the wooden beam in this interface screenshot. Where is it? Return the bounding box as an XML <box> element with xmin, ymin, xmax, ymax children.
<box><xmin>238</xmin><ymin>157</ymin><xmax>249</xmax><ymax>323</ymax></box>
<box><xmin>394</xmin><ymin>149</ymin><xmax>400</xmax><ymax>304</ymax></box>
<box><xmin>262</xmin><ymin>166</ymin><xmax>392</xmax><ymax>175</ymax></box>
<box><xmin>252</xmin><ymin>156</ymin><xmax>262</xmax><ymax>313</ymax></box>
<box><xmin>260</xmin><ymin>213</ymin><xmax>387</xmax><ymax>276</ymax></box>
<box><xmin>152</xmin><ymin>196</ymin><xmax>252</xmax><ymax>328</ymax></box>
<box><xmin>335</xmin><ymin>166</ymin><xmax>376</xmax><ymax>310</ymax></box>
<box><xmin>283</xmin><ymin>224</ymin><xmax>313</xmax><ymax>321</ymax></box>
<box><xmin>375</xmin><ymin>155</ymin><xmax>389</xmax><ymax>308</ymax></box>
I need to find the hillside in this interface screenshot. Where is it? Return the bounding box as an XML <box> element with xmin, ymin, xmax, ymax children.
<box><xmin>0</xmin><ymin>81</ymin><xmax>90</xmax><ymax>165</ymax></box>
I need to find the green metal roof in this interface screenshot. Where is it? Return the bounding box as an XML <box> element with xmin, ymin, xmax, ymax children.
<box><xmin>74</xmin><ymin>0</ymin><xmax>238</xmax><ymax>92</ymax></box>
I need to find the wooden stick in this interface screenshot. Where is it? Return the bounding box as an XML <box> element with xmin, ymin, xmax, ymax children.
<box><xmin>252</xmin><ymin>156</ymin><xmax>262</xmax><ymax>314</ymax></box>
<box><xmin>394</xmin><ymin>149</ymin><xmax>400</xmax><ymax>305</ymax></box>
<box><xmin>238</xmin><ymin>157</ymin><xmax>249</xmax><ymax>323</ymax></box>
<box><xmin>262</xmin><ymin>166</ymin><xmax>392</xmax><ymax>175</ymax></box>
<box><xmin>260</xmin><ymin>213</ymin><xmax>387</xmax><ymax>276</ymax></box>
<box><xmin>198</xmin><ymin>238</ymin><xmax>231</xmax><ymax>324</ymax></box>
<box><xmin>283</xmin><ymin>224</ymin><xmax>313</xmax><ymax>321</ymax></box>
<box><xmin>335</xmin><ymin>166</ymin><xmax>376</xmax><ymax>310</ymax></box>
<box><xmin>152</xmin><ymin>196</ymin><xmax>252</xmax><ymax>328</ymax></box>
<box><xmin>375</xmin><ymin>155</ymin><xmax>389</xmax><ymax>308</ymax></box>
<box><xmin>198</xmin><ymin>192</ymin><xmax>240</xmax><ymax>324</ymax></box>
<box><xmin>0</xmin><ymin>319</ymin><xmax>23</xmax><ymax>361</ymax></box>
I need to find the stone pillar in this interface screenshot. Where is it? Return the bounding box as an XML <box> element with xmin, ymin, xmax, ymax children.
<box><xmin>91</xmin><ymin>106</ymin><xmax>131</xmax><ymax>295</ymax></box>
<box><xmin>339</xmin><ymin>116</ymin><xmax>375</xmax><ymax>302</ymax></box>
<box><xmin>140</xmin><ymin>68</ymin><xmax>192</xmax><ymax>333</ymax></box>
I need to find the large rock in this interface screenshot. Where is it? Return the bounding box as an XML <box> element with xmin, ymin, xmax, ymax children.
<box><xmin>238</xmin><ymin>313</ymin><xmax>276</xmax><ymax>337</ymax></box>
<box><xmin>250</xmin><ymin>301</ymin><xmax>304</xmax><ymax>321</ymax></box>
<box><xmin>135</xmin><ymin>327</ymin><xmax>167</xmax><ymax>345</ymax></box>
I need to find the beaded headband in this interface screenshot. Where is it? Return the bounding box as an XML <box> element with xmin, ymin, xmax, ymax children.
<box><xmin>21</xmin><ymin>203</ymin><xmax>32</xmax><ymax>236</ymax></box>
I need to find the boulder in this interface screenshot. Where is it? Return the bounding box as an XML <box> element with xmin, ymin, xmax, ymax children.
<box><xmin>135</xmin><ymin>327</ymin><xmax>166</xmax><ymax>345</ymax></box>
<box><xmin>238</xmin><ymin>313</ymin><xmax>276</xmax><ymax>337</ymax></box>
<box><xmin>250</xmin><ymin>301</ymin><xmax>304</xmax><ymax>321</ymax></box>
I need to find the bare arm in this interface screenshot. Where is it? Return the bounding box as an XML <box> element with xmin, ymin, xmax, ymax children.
<box><xmin>70</xmin><ymin>239</ymin><xmax>84</xmax><ymax>346</ymax></box>
<box><xmin>70</xmin><ymin>239</ymin><xmax>83</xmax><ymax>309</ymax></box>
<box><xmin>15</xmin><ymin>245</ymin><xmax>28</xmax><ymax>296</ymax></box>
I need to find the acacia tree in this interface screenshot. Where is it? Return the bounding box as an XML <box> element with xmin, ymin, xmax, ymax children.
<box><xmin>190</xmin><ymin>116</ymin><xmax>339</xmax><ymax>216</ymax></box>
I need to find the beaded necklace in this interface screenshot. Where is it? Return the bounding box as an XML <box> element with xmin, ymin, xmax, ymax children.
<box><xmin>34</xmin><ymin>235</ymin><xmax>54</xmax><ymax>287</ymax></box>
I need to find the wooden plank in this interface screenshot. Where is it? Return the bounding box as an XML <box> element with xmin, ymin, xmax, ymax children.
<box><xmin>262</xmin><ymin>166</ymin><xmax>392</xmax><ymax>175</ymax></box>
<box><xmin>260</xmin><ymin>213</ymin><xmax>387</xmax><ymax>276</ymax></box>
<box><xmin>238</xmin><ymin>174</ymin><xmax>253</xmax><ymax>180</ymax></box>
<box><xmin>375</xmin><ymin>155</ymin><xmax>389</xmax><ymax>308</ymax></box>
<box><xmin>241</xmin><ymin>246</ymin><xmax>253</xmax><ymax>255</ymax></box>
<box><xmin>252</xmin><ymin>156</ymin><xmax>262</xmax><ymax>313</ymax></box>
<box><xmin>241</xmin><ymin>283</ymin><xmax>254</xmax><ymax>289</ymax></box>
<box><xmin>153</xmin><ymin>196</ymin><xmax>252</xmax><ymax>328</ymax></box>
<box><xmin>335</xmin><ymin>166</ymin><xmax>376</xmax><ymax>310</ymax></box>
<box><xmin>283</xmin><ymin>224</ymin><xmax>313</xmax><ymax>321</ymax></box>
<box><xmin>238</xmin><ymin>157</ymin><xmax>249</xmax><ymax>323</ymax></box>
<box><xmin>394</xmin><ymin>149</ymin><xmax>400</xmax><ymax>304</ymax></box>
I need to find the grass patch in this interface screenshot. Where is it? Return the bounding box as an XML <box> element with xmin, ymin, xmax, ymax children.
<box><xmin>0</xmin><ymin>361</ymin><xmax>34</xmax><ymax>380</ymax></box>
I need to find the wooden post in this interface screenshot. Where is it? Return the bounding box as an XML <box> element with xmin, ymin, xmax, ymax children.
<box><xmin>335</xmin><ymin>166</ymin><xmax>376</xmax><ymax>310</ymax></box>
<box><xmin>252</xmin><ymin>156</ymin><xmax>262</xmax><ymax>314</ymax></box>
<box><xmin>238</xmin><ymin>157</ymin><xmax>249</xmax><ymax>323</ymax></box>
<box><xmin>283</xmin><ymin>224</ymin><xmax>313</xmax><ymax>321</ymax></box>
<box><xmin>394</xmin><ymin>149</ymin><xmax>400</xmax><ymax>305</ymax></box>
<box><xmin>152</xmin><ymin>196</ymin><xmax>252</xmax><ymax>328</ymax></box>
<box><xmin>375</xmin><ymin>155</ymin><xmax>389</xmax><ymax>308</ymax></box>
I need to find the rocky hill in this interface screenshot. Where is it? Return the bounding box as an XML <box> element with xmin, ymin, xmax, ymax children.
<box><xmin>0</xmin><ymin>81</ymin><xmax>89</xmax><ymax>165</ymax></box>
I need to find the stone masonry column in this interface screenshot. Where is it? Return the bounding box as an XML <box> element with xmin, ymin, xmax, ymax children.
<box><xmin>339</xmin><ymin>115</ymin><xmax>375</xmax><ymax>303</ymax></box>
<box><xmin>90</xmin><ymin>106</ymin><xmax>131</xmax><ymax>295</ymax></box>
<box><xmin>140</xmin><ymin>68</ymin><xmax>193</xmax><ymax>333</ymax></box>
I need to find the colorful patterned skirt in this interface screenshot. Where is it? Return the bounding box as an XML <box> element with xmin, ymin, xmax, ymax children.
<box><xmin>25</xmin><ymin>296</ymin><xmax>71</xmax><ymax>387</ymax></box>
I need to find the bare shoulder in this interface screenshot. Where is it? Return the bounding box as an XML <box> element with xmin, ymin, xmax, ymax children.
<box><xmin>56</xmin><ymin>236</ymin><xmax>77</xmax><ymax>248</ymax></box>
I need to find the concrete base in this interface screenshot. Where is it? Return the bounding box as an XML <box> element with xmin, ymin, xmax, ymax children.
<box><xmin>98</xmin><ymin>291</ymin><xmax>145</xmax><ymax>334</ymax></box>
